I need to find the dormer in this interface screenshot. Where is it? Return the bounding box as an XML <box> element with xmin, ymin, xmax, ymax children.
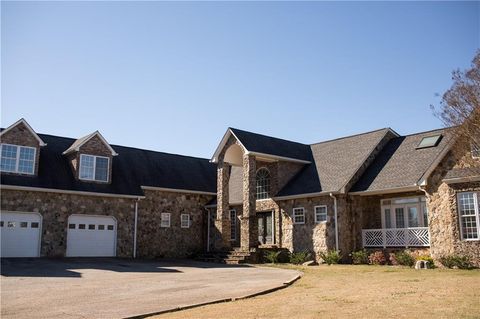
<box><xmin>0</xmin><ymin>118</ymin><xmax>46</xmax><ymax>176</ymax></box>
<box><xmin>63</xmin><ymin>131</ymin><xmax>118</xmax><ymax>184</ymax></box>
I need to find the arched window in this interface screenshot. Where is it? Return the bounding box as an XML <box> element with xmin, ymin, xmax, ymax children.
<box><xmin>256</xmin><ymin>168</ymin><xmax>271</xmax><ymax>200</ymax></box>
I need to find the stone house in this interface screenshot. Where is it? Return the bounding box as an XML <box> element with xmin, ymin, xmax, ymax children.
<box><xmin>1</xmin><ymin>119</ymin><xmax>479</xmax><ymax>266</ymax></box>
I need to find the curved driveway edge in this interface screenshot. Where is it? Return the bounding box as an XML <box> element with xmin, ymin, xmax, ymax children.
<box><xmin>128</xmin><ymin>269</ymin><xmax>302</xmax><ymax>319</ymax></box>
<box><xmin>1</xmin><ymin>258</ymin><xmax>302</xmax><ymax>319</ymax></box>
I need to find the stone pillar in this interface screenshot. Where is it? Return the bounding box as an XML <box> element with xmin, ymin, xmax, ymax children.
<box><xmin>240</xmin><ymin>154</ymin><xmax>257</xmax><ymax>250</ymax></box>
<box><xmin>215</xmin><ymin>161</ymin><xmax>231</xmax><ymax>250</ymax></box>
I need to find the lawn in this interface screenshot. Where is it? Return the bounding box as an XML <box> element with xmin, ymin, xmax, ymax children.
<box><xmin>151</xmin><ymin>264</ymin><xmax>480</xmax><ymax>319</ymax></box>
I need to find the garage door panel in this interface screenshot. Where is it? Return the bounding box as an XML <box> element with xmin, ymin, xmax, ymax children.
<box><xmin>66</xmin><ymin>215</ymin><xmax>116</xmax><ymax>257</ymax></box>
<box><xmin>1</xmin><ymin>212</ymin><xmax>42</xmax><ymax>258</ymax></box>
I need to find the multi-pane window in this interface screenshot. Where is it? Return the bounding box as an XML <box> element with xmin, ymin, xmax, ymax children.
<box><xmin>256</xmin><ymin>168</ymin><xmax>271</xmax><ymax>200</ymax></box>
<box><xmin>230</xmin><ymin>209</ymin><xmax>236</xmax><ymax>240</ymax></box>
<box><xmin>314</xmin><ymin>206</ymin><xmax>327</xmax><ymax>223</ymax></box>
<box><xmin>79</xmin><ymin>154</ymin><xmax>109</xmax><ymax>182</ymax></box>
<box><xmin>181</xmin><ymin>214</ymin><xmax>190</xmax><ymax>228</ymax></box>
<box><xmin>458</xmin><ymin>192</ymin><xmax>479</xmax><ymax>240</ymax></box>
<box><xmin>161</xmin><ymin>213</ymin><xmax>171</xmax><ymax>228</ymax></box>
<box><xmin>0</xmin><ymin>144</ymin><xmax>36</xmax><ymax>174</ymax></box>
<box><xmin>293</xmin><ymin>207</ymin><xmax>305</xmax><ymax>224</ymax></box>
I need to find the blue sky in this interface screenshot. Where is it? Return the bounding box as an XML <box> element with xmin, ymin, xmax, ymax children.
<box><xmin>2</xmin><ymin>1</ymin><xmax>479</xmax><ymax>158</ymax></box>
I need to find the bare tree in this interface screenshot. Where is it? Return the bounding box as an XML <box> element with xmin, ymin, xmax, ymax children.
<box><xmin>433</xmin><ymin>51</ymin><xmax>480</xmax><ymax>149</ymax></box>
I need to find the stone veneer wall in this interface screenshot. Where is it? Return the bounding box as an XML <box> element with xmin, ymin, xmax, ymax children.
<box><xmin>1</xmin><ymin>122</ymin><xmax>42</xmax><ymax>176</ymax></box>
<box><xmin>1</xmin><ymin>189</ymin><xmax>136</xmax><ymax>257</ymax></box>
<box><xmin>136</xmin><ymin>189</ymin><xmax>214</xmax><ymax>258</ymax></box>
<box><xmin>426</xmin><ymin>147</ymin><xmax>480</xmax><ymax>266</ymax></box>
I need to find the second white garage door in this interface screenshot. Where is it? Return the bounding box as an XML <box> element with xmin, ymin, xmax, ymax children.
<box><xmin>66</xmin><ymin>215</ymin><xmax>117</xmax><ymax>257</ymax></box>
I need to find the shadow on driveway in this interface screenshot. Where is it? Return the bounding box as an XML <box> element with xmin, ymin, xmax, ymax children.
<box><xmin>0</xmin><ymin>258</ymin><xmax>251</xmax><ymax>278</ymax></box>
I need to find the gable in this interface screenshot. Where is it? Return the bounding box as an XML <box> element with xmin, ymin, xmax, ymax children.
<box><xmin>63</xmin><ymin>131</ymin><xmax>118</xmax><ymax>156</ymax></box>
<box><xmin>0</xmin><ymin>119</ymin><xmax>46</xmax><ymax>147</ymax></box>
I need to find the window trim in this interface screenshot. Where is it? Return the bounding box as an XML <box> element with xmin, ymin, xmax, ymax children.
<box><xmin>161</xmin><ymin>213</ymin><xmax>171</xmax><ymax>228</ymax></box>
<box><xmin>458</xmin><ymin>192</ymin><xmax>480</xmax><ymax>241</ymax></box>
<box><xmin>293</xmin><ymin>207</ymin><xmax>305</xmax><ymax>224</ymax></box>
<box><xmin>256</xmin><ymin>168</ymin><xmax>271</xmax><ymax>200</ymax></box>
<box><xmin>180</xmin><ymin>213</ymin><xmax>190</xmax><ymax>229</ymax></box>
<box><xmin>314</xmin><ymin>205</ymin><xmax>328</xmax><ymax>224</ymax></box>
<box><xmin>79</xmin><ymin>154</ymin><xmax>110</xmax><ymax>182</ymax></box>
<box><xmin>0</xmin><ymin>143</ymin><xmax>36</xmax><ymax>175</ymax></box>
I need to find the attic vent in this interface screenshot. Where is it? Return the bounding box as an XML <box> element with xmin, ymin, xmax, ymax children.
<box><xmin>416</xmin><ymin>135</ymin><xmax>442</xmax><ymax>149</ymax></box>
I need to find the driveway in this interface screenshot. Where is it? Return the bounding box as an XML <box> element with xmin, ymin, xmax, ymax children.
<box><xmin>1</xmin><ymin>258</ymin><xmax>301</xmax><ymax>319</ymax></box>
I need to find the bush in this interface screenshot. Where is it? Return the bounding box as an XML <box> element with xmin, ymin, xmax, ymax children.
<box><xmin>416</xmin><ymin>255</ymin><xmax>436</xmax><ymax>269</ymax></box>
<box><xmin>290</xmin><ymin>251</ymin><xmax>312</xmax><ymax>265</ymax></box>
<box><xmin>264</xmin><ymin>250</ymin><xmax>282</xmax><ymax>264</ymax></box>
<box><xmin>394</xmin><ymin>250</ymin><xmax>415</xmax><ymax>267</ymax></box>
<box><xmin>368</xmin><ymin>251</ymin><xmax>387</xmax><ymax>265</ymax></box>
<box><xmin>439</xmin><ymin>255</ymin><xmax>474</xmax><ymax>269</ymax></box>
<box><xmin>319</xmin><ymin>250</ymin><xmax>342</xmax><ymax>265</ymax></box>
<box><xmin>351</xmin><ymin>249</ymin><xmax>369</xmax><ymax>265</ymax></box>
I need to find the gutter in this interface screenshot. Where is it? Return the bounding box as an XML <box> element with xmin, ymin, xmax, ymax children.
<box><xmin>329</xmin><ymin>193</ymin><xmax>339</xmax><ymax>251</ymax></box>
<box><xmin>274</xmin><ymin>191</ymin><xmax>340</xmax><ymax>201</ymax></box>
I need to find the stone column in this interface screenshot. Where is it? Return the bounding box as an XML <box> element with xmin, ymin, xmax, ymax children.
<box><xmin>240</xmin><ymin>154</ymin><xmax>257</xmax><ymax>250</ymax></box>
<box><xmin>215</xmin><ymin>161</ymin><xmax>231</xmax><ymax>250</ymax></box>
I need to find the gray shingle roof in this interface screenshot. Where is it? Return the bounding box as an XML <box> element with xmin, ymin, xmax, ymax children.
<box><xmin>230</xmin><ymin>128</ymin><xmax>312</xmax><ymax>161</ymax></box>
<box><xmin>277</xmin><ymin>128</ymin><xmax>393</xmax><ymax>196</ymax></box>
<box><xmin>351</xmin><ymin>128</ymin><xmax>453</xmax><ymax>192</ymax></box>
<box><xmin>444</xmin><ymin>167</ymin><xmax>480</xmax><ymax>180</ymax></box>
<box><xmin>1</xmin><ymin>133</ymin><xmax>217</xmax><ymax>197</ymax></box>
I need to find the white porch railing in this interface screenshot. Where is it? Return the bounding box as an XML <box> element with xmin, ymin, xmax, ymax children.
<box><xmin>362</xmin><ymin>227</ymin><xmax>430</xmax><ymax>248</ymax></box>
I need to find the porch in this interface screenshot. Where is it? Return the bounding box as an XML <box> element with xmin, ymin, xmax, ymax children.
<box><xmin>362</xmin><ymin>227</ymin><xmax>430</xmax><ymax>248</ymax></box>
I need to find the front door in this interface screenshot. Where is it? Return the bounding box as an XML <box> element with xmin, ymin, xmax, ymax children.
<box><xmin>257</xmin><ymin>211</ymin><xmax>273</xmax><ymax>245</ymax></box>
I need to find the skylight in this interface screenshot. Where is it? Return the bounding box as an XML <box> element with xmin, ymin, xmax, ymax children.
<box><xmin>417</xmin><ymin>135</ymin><xmax>442</xmax><ymax>149</ymax></box>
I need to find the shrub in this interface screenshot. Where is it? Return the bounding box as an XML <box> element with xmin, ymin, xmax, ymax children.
<box><xmin>389</xmin><ymin>253</ymin><xmax>399</xmax><ymax>266</ymax></box>
<box><xmin>394</xmin><ymin>250</ymin><xmax>415</xmax><ymax>267</ymax></box>
<box><xmin>368</xmin><ymin>250</ymin><xmax>387</xmax><ymax>265</ymax></box>
<box><xmin>264</xmin><ymin>250</ymin><xmax>282</xmax><ymax>264</ymax></box>
<box><xmin>290</xmin><ymin>251</ymin><xmax>312</xmax><ymax>265</ymax></box>
<box><xmin>319</xmin><ymin>250</ymin><xmax>342</xmax><ymax>265</ymax></box>
<box><xmin>416</xmin><ymin>255</ymin><xmax>436</xmax><ymax>269</ymax></box>
<box><xmin>439</xmin><ymin>255</ymin><xmax>474</xmax><ymax>269</ymax></box>
<box><xmin>351</xmin><ymin>249</ymin><xmax>369</xmax><ymax>265</ymax></box>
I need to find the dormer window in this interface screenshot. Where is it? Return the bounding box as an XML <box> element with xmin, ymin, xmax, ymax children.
<box><xmin>0</xmin><ymin>144</ymin><xmax>36</xmax><ymax>175</ymax></box>
<box><xmin>79</xmin><ymin>154</ymin><xmax>109</xmax><ymax>182</ymax></box>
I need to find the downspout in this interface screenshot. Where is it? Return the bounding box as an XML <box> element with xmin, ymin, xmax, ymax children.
<box><xmin>206</xmin><ymin>208</ymin><xmax>211</xmax><ymax>253</ymax></box>
<box><xmin>330</xmin><ymin>193</ymin><xmax>339</xmax><ymax>251</ymax></box>
<box><xmin>133</xmin><ymin>198</ymin><xmax>140</xmax><ymax>259</ymax></box>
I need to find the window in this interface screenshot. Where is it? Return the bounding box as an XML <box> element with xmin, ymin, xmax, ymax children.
<box><xmin>181</xmin><ymin>214</ymin><xmax>190</xmax><ymax>228</ymax></box>
<box><xmin>7</xmin><ymin>221</ymin><xmax>15</xmax><ymax>228</ymax></box>
<box><xmin>472</xmin><ymin>142</ymin><xmax>480</xmax><ymax>159</ymax></box>
<box><xmin>161</xmin><ymin>213</ymin><xmax>171</xmax><ymax>228</ymax></box>
<box><xmin>395</xmin><ymin>208</ymin><xmax>405</xmax><ymax>228</ymax></box>
<box><xmin>230</xmin><ymin>210</ymin><xmax>236</xmax><ymax>240</ymax></box>
<box><xmin>98</xmin><ymin>225</ymin><xmax>105</xmax><ymax>230</ymax></box>
<box><xmin>20</xmin><ymin>222</ymin><xmax>28</xmax><ymax>228</ymax></box>
<box><xmin>293</xmin><ymin>207</ymin><xmax>305</xmax><ymax>224</ymax></box>
<box><xmin>256</xmin><ymin>168</ymin><xmax>271</xmax><ymax>200</ymax></box>
<box><xmin>31</xmin><ymin>222</ymin><xmax>39</xmax><ymax>228</ymax></box>
<box><xmin>416</xmin><ymin>135</ymin><xmax>442</xmax><ymax>149</ymax></box>
<box><xmin>79</xmin><ymin>224</ymin><xmax>86</xmax><ymax>229</ymax></box>
<box><xmin>0</xmin><ymin>144</ymin><xmax>36</xmax><ymax>174</ymax></box>
<box><xmin>458</xmin><ymin>192</ymin><xmax>479</xmax><ymax>240</ymax></box>
<box><xmin>107</xmin><ymin>225</ymin><xmax>114</xmax><ymax>230</ymax></box>
<box><xmin>88</xmin><ymin>224</ymin><xmax>95</xmax><ymax>230</ymax></box>
<box><xmin>314</xmin><ymin>206</ymin><xmax>327</xmax><ymax>223</ymax></box>
<box><xmin>79</xmin><ymin>154</ymin><xmax>109</xmax><ymax>182</ymax></box>
<box><xmin>69</xmin><ymin>224</ymin><xmax>76</xmax><ymax>229</ymax></box>
<box><xmin>381</xmin><ymin>196</ymin><xmax>428</xmax><ymax>228</ymax></box>
<box><xmin>0</xmin><ymin>221</ymin><xmax>3</xmax><ymax>227</ymax></box>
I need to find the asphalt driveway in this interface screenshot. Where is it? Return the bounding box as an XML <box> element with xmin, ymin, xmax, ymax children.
<box><xmin>1</xmin><ymin>258</ymin><xmax>301</xmax><ymax>319</ymax></box>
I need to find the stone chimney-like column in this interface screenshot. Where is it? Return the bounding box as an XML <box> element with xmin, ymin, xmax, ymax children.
<box><xmin>215</xmin><ymin>161</ymin><xmax>231</xmax><ymax>250</ymax></box>
<box><xmin>241</xmin><ymin>154</ymin><xmax>257</xmax><ymax>250</ymax></box>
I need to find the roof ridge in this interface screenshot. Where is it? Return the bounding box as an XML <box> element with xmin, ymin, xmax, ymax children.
<box><xmin>400</xmin><ymin>126</ymin><xmax>451</xmax><ymax>137</ymax></box>
<box><xmin>229</xmin><ymin>127</ymin><xmax>309</xmax><ymax>146</ymax></box>
<box><xmin>309</xmin><ymin>127</ymin><xmax>392</xmax><ymax>146</ymax></box>
<box><xmin>37</xmin><ymin>132</ymin><xmax>212</xmax><ymax>162</ymax></box>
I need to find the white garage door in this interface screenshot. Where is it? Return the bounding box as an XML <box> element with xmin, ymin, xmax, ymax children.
<box><xmin>66</xmin><ymin>215</ymin><xmax>117</xmax><ymax>257</ymax></box>
<box><xmin>1</xmin><ymin>212</ymin><xmax>42</xmax><ymax>258</ymax></box>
